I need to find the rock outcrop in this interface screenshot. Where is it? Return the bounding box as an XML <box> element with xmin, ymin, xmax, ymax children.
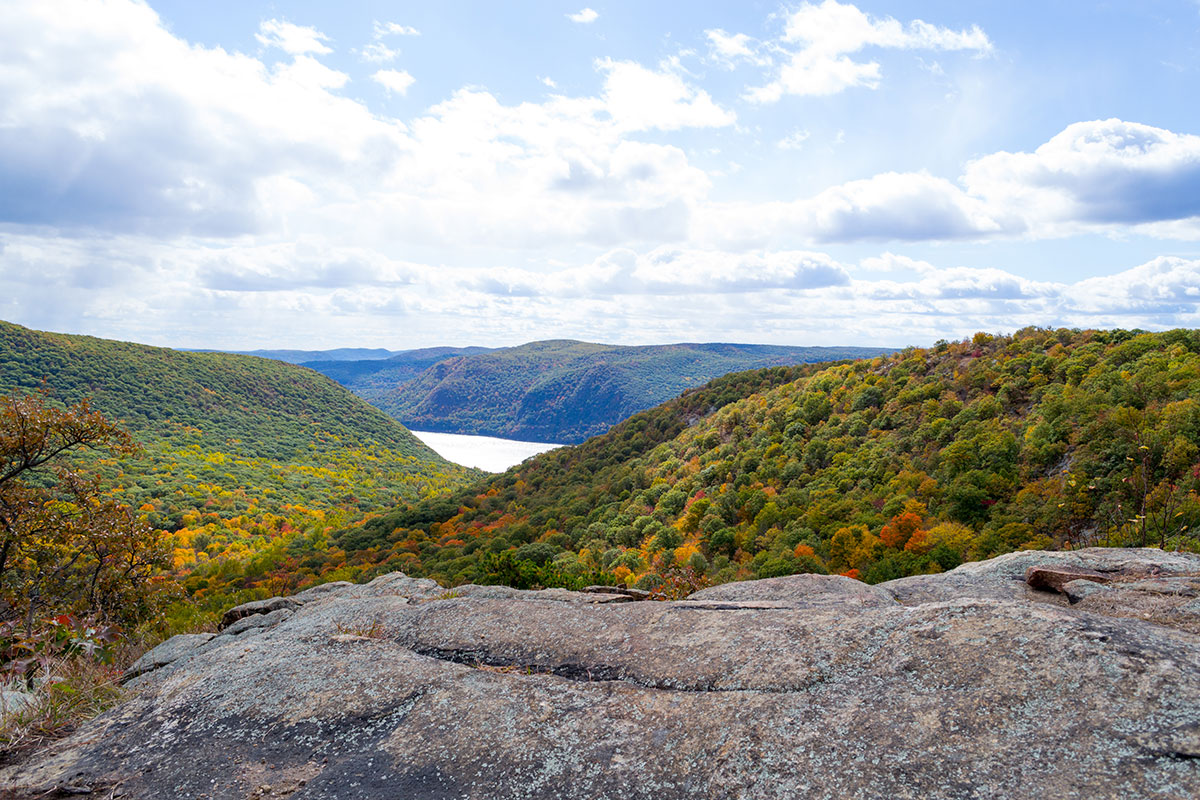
<box><xmin>3</xmin><ymin>548</ymin><xmax>1199</xmax><ymax>799</ymax></box>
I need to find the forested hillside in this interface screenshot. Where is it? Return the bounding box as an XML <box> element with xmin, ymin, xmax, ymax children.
<box><xmin>303</xmin><ymin>346</ymin><xmax>493</xmax><ymax>389</ymax></box>
<box><xmin>320</xmin><ymin>339</ymin><xmax>892</xmax><ymax>443</ymax></box>
<box><xmin>0</xmin><ymin>321</ymin><xmax>477</xmax><ymax>617</ymax></box>
<box><xmin>231</xmin><ymin>328</ymin><xmax>1200</xmax><ymax>597</ymax></box>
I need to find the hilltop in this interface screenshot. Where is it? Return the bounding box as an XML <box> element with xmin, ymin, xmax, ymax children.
<box><xmin>248</xmin><ymin>327</ymin><xmax>1200</xmax><ymax>595</ymax></box>
<box><xmin>312</xmin><ymin>339</ymin><xmax>892</xmax><ymax>443</ymax></box>
<box><xmin>0</xmin><ymin>321</ymin><xmax>477</xmax><ymax>617</ymax></box>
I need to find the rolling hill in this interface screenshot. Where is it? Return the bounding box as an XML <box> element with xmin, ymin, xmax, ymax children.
<box><xmin>207</xmin><ymin>327</ymin><xmax>1200</xmax><ymax>598</ymax></box>
<box><xmin>0</xmin><ymin>320</ymin><xmax>478</xmax><ymax>612</ymax></box>
<box><xmin>313</xmin><ymin>340</ymin><xmax>893</xmax><ymax>443</ymax></box>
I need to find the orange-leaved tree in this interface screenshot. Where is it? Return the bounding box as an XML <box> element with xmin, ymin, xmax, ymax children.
<box><xmin>0</xmin><ymin>393</ymin><xmax>171</xmax><ymax>635</ymax></box>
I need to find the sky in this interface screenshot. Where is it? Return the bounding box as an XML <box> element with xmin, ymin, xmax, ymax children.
<box><xmin>2</xmin><ymin>0</ymin><xmax>1200</xmax><ymax>350</ymax></box>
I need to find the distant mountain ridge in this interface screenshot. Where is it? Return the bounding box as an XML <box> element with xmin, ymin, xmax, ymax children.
<box><xmin>302</xmin><ymin>346</ymin><xmax>495</xmax><ymax>388</ymax></box>
<box><xmin>308</xmin><ymin>339</ymin><xmax>894</xmax><ymax>443</ymax></box>
<box><xmin>183</xmin><ymin>347</ymin><xmax>404</xmax><ymax>364</ymax></box>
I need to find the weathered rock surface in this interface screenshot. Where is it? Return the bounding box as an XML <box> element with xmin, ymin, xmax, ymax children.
<box><xmin>688</xmin><ymin>572</ymin><xmax>896</xmax><ymax>608</ymax></box>
<box><xmin>5</xmin><ymin>547</ymin><xmax>1200</xmax><ymax>799</ymax></box>
<box><xmin>122</xmin><ymin>632</ymin><xmax>215</xmax><ymax>682</ymax></box>
<box><xmin>879</xmin><ymin>546</ymin><xmax>1198</xmax><ymax>604</ymax></box>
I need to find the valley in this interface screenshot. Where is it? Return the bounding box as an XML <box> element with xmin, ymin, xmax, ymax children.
<box><xmin>300</xmin><ymin>340</ymin><xmax>893</xmax><ymax>444</ymax></box>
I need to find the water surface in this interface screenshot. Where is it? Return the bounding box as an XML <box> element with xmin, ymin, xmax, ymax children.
<box><xmin>411</xmin><ymin>430</ymin><xmax>564</xmax><ymax>472</ymax></box>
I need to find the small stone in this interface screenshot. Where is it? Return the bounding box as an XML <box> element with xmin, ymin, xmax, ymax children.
<box><xmin>1062</xmin><ymin>579</ymin><xmax>1113</xmax><ymax>604</ymax></box>
<box><xmin>220</xmin><ymin>596</ymin><xmax>300</xmax><ymax>630</ymax></box>
<box><xmin>220</xmin><ymin>608</ymin><xmax>293</xmax><ymax>637</ymax></box>
<box><xmin>1025</xmin><ymin>565</ymin><xmax>1110</xmax><ymax>593</ymax></box>
<box><xmin>582</xmin><ymin>585</ymin><xmax>651</xmax><ymax>600</ymax></box>
<box><xmin>0</xmin><ymin>689</ymin><xmax>35</xmax><ymax>718</ymax></box>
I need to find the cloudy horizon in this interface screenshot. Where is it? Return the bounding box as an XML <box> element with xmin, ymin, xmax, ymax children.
<box><xmin>2</xmin><ymin>0</ymin><xmax>1199</xmax><ymax>350</ymax></box>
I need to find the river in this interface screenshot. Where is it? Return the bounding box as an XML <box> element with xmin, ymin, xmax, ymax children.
<box><xmin>410</xmin><ymin>430</ymin><xmax>565</xmax><ymax>472</ymax></box>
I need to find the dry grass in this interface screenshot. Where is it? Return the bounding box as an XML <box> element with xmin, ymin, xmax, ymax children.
<box><xmin>332</xmin><ymin>620</ymin><xmax>385</xmax><ymax>639</ymax></box>
<box><xmin>1071</xmin><ymin>571</ymin><xmax>1200</xmax><ymax>634</ymax></box>
<box><xmin>0</xmin><ymin>656</ymin><xmax>125</xmax><ymax>763</ymax></box>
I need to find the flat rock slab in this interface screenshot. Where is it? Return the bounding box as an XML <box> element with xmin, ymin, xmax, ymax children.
<box><xmin>687</xmin><ymin>573</ymin><xmax>896</xmax><ymax>607</ymax></box>
<box><xmin>4</xmin><ymin>549</ymin><xmax>1200</xmax><ymax>800</ymax></box>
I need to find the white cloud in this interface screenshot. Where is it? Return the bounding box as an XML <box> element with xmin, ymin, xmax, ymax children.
<box><xmin>256</xmin><ymin>19</ymin><xmax>332</xmax><ymax>56</ymax></box>
<box><xmin>467</xmin><ymin>247</ymin><xmax>850</xmax><ymax>297</ymax></box>
<box><xmin>705</xmin><ymin>29</ymin><xmax>771</xmax><ymax>68</ymax></box>
<box><xmin>568</xmin><ymin>8</ymin><xmax>600</xmax><ymax>24</ymax></box>
<box><xmin>540</xmin><ymin>76</ymin><xmax>558</xmax><ymax>89</ymax></box>
<box><xmin>699</xmin><ymin>119</ymin><xmax>1200</xmax><ymax>246</ymax></box>
<box><xmin>802</xmin><ymin>171</ymin><xmax>1001</xmax><ymax>241</ymax></box>
<box><xmin>4</xmin><ymin>229</ymin><xmax>1197</xmax><ymax>350</ymax></box>
<box><xmin>859</xmin><ymin>253</ymin><xmax>937</xmax><ymax>274</ymax></box>
<box><xmin>0</xmin><ymin>1</ymin><xmax>733</xmax><ymax>249</ymax></box>
<box><xmin>962</xmin><ymin>119</ymin><xmax>1200</xmax><ymax>232</ymax></box>
<box><xmin>597</xmin><ymin>58</ymin><xmax>735</xmax><ymax>132</ymax></box>
<box><xmin>777</xmin><ymin>129</ymin><xmax>810</xmax><ymax>150</ymax></box>
<box><xmin>1072</xmin><ymin>256</ymin><xmax>1200</xmax><ymax>314</ymax></box>
<box><xmin>734</xmin><ymin>1</ymin><xmax>990</xmax><ymax>102</ymax></box>
<box><xmin>374</xmin><ymin>21</ymin><xmax>420</xmax><ymax>37</ymax></box>
<box><xmin>360</xmin><ymin>42</ymin><xmax>399</xmax><ymax>63</ymax></box>
<box><xmin>372</xmin><ymin>68</ymin><xmax>416</xmax><ymax>95</ymax></box>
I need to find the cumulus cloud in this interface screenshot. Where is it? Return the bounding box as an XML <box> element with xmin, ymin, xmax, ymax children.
<box><xmin>359</xmin><ymin>20</ymin><xmax>418</xmax><ymax>63</ymax></box>
<box><xmin>372</xmin><ymin>68</ymin><xmax>415</xmax><ymax>94</ymax></box>
<box><xmin>0</xmin><ymin>1</ymin><xmax>733</xmax><ymax>248</ymax></box>
<box><xmin>962</xmin><ymin>119</ymin><xmax>1200</xmax><ymax>231</ymax></box>
<box><xmin>597</xmin><ymin>59</ymin><xmax>735</xmax><ymax>132</ymax></box>
<box><xmin>568</xmin><ymin>8</ymin><xmax>600</xmax><ymax>24</ymax></box>
<box><xmin>716</xmin><ymin>1</ymin><xmax>991</xmax><ymax>102</ymax></box>
<box><xmin>359</xmin><ymin>42</ymin><xmax>399</xmax><ymax>63</ymax></box>
<box><xmin>256</xmin><ymin>19</ymin><xmax>332</xmax><ymax>55</ymax></box>
<box><xmin>374</xmin><ymin>21</ymin><xmax>420</xmax><ymax>37</ymax></box>
<box><xmin>802</xmin><ymin>171</ymin><xmax>1002</xmax><ymax>242</ymax></box>
<box><xmin>0</xmin><ymin>2</ymin><xmax>388</xmax><ymax>236</ymax></box>
<box><xmin>705</xmin><ymin>29</ymin><xmax>772</xmax><ymax>68</ymax></box>
<box><xmin>698</xmin><ymin>119</ymin><xmax>1200</xmax><ymax>245</ymax></box>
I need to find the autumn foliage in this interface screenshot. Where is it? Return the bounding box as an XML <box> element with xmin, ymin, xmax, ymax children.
<box><xmin>0</xmin><ymin>394</ymin><xmax>172</xmax><ymax>634</ymax></box>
